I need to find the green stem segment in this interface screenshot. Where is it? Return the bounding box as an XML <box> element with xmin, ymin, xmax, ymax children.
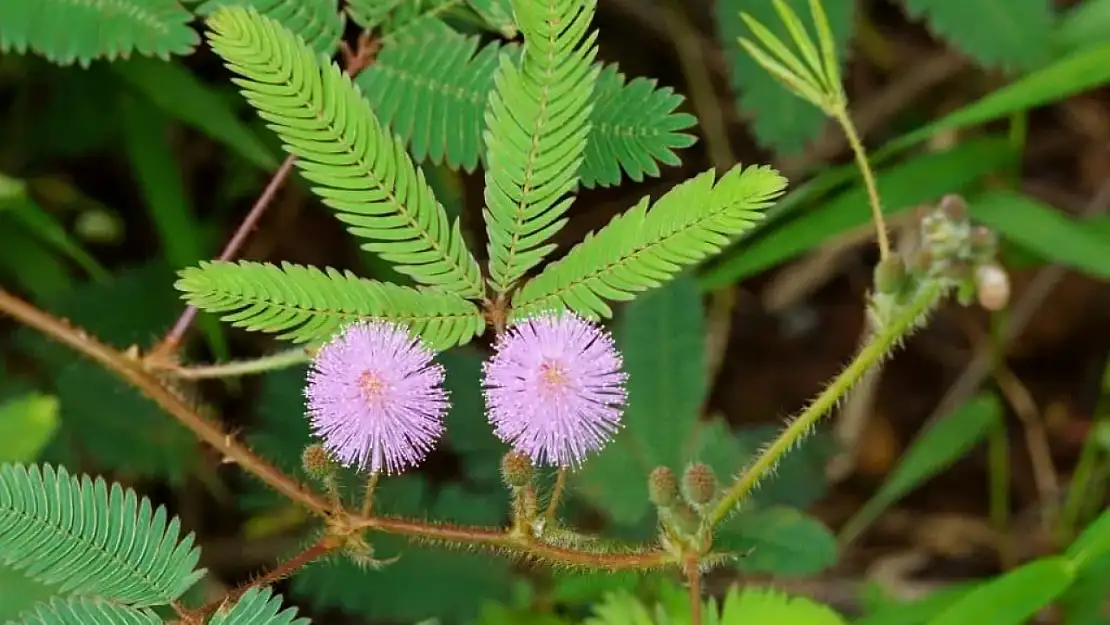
<box><xmin>834</xmin><ymin>110</ymin><xmax>890</xmax><ymax>261</ymax></box>
<box><xmin>709</xmin><ymin>283</ymin><xmax>942</xmax><ymax>528</ymax></box>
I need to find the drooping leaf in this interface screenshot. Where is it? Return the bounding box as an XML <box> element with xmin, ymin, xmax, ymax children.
<box><xmin>205</xmin><ymin>6</ymin><xmax>485</xmax><ymax>299</ymax></box>
<box><xmin>903</xmin><ymin>0</ymin><xmax>1054</xmax><ymax>73</ymax></box>
<box><xmin>0</xmin><ymin>0</ymin><xmax>198</xmax><ymax>67</ymax></box>
<box><xmin>715</xmin><ymin>0</ymin><xmax>855</xmax><ymax>155</ymax></box>
<box><xmin>0</xmin><ymin>463</ymin><xmax>205</xmax><ymax>607</ymax></box>
<box><xmin>176</xmin><ymin>260</ymin><xmax>486</xmax><ymax>350</ymax></box>
<box><xmin>513</xmin><ymin>165</ymin><xmax>787</xmax><ymax>320</ymax></box>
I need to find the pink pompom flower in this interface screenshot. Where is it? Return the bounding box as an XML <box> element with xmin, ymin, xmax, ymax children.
<box><xmin>305</xmin><ymin>321</ymin><xmax>449</xmax><ymax>474</ymax></box>
<box><xmin>482</xmin><ymin>311</ymin><xmax>628</xmax><ymax>468</ymax></box>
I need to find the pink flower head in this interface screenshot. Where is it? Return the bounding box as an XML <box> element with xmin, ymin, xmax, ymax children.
<box><xmin>305</xmin><ymin>321</ymin><xmax>448</xmax><ymax>474</ymax></box>
<box><xmin>482</xmin><ymin>311</ymin><xmax>627</xmax><ymax>468</ymax></box>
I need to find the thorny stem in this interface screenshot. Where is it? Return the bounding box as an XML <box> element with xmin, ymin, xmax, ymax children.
<box><xmin>0</xmin><ymin>288</ymin><xmax>674</xmax><ymax>571</ymax></box>
<box><xmin>708</xmin><ymin>282</ymin><xmax>943</xmax><ymax>528</ymax></box>
<box><xmin>545</xmin><ymin>467</ymin><xmax>567</xmax><ymax>523</ymax></box>
<box><xmin>196</xmin><ymin>535</ymin><xmax>340</xmax><ymax>619</ymax></box>
<box><xmin>834</xmin><ymin>109</ymin><xmax>891</xmax><ymax>261</ymax></box>
<box><xmin>149</xmin><ymin>36</ymin><xmax>378</xmax><ymax>362</ymax></box>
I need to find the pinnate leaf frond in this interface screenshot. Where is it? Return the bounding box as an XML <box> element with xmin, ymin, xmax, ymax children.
<box><xmin>210</xmin><ymin>587</ymin><xmax>311</xmax><ymax>625</ymax></box>
<box><xmin>482</xmin><ymin>0</ymin><xmax>601</xmax><ymax>294</ymax></box>
<box><xmin>193</xmin><ymin>0</ymin><xmax>345</xmax><ymax>55</ymax></box>
<box><xmin>0</xmin><ymin>0</ymin><xmax>198</xmax><ymax>67</ymax></box>
<box><xmin>511</xmin><ymin>165</ymin><xmax>788</xmax><ymax>319</ymax></box>
<box><xmin>206</xmin><ymin>6</ymin><xmax>485</xmax><ymax>299</ymax></box>
<box><xmin>176</xmin><ymin>260</ymin><xmax>486</xmax><ymax>350</ymax></box>
<box><xmin>9</xmin><ymin>596</ymin><xmax>161</xmax><ymax>625</ymax></box>
<box><xmin>355</xmin><ymin>20</ymin><xmax>697</xmax><ymax>187</ymax></box>
<box><xmin>0</xmin><ymin>463</ymin><xmax>205</xmax><ymax>607</ymax></box>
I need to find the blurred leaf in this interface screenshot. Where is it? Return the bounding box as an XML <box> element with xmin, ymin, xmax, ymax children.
<box><xmin>715</xmin><ymin>507</ymin><xmax>837</xmax><ymax>576</ymax></box>
<box><xmin>1056</xmin><ymin>0</ymin><xmax>1110</xmax><ymax>53</ymax></box>
<box><xmin>701</xmin><ymin>137</ymin><xmax>1016</xmax><ymax>287</ymax></box>
<box><xmin>442</xmin><ymin>347</ymin><xmax>505</xmax><ymax>487</ymax></box>
<box><xmin>903</xmin><ymin>0</ymin><xmax>1054</xmax><ymax>73</ymax></box>
<box><xmin>0</xmin><ymin>393</ymin><xmax>59</xmax><ymax>464</ymax></box>
<box><xmin>26</xmin><ymin>64</ymin><xmax>121</xmax><ymax>159</ymax></box>
<box><xmin>717</xmin><ymin>586</ymin><xmax>848</xmax><ymax>625</ymax></box>
<box><xmin>112</xmin><ymin>57</ymin><xmax>279</xmax><ymax>171</ymax></box>
<box><xmin>0</xmin><ymin>565</ymin><xmax>57</xmax><ymax>621</ymax></box>
<box><xmin>576</xmin><ymin>274</ymin><xmax>706</xmax><ymax>525</ymax></box>
<box><xmin>0</xmin><ymin>218</ymin><xmax>73</xmax><ymax>301</ymax></box>
<box><xmin>927</xmin><ymin>556</ymin><xmax>1074</xmax><ymax>625</ymax></box>
<box><xmin>691</xmin><ymin>419</ymin><xmax>832</xmax><ymax>509</ymax></box>
<box><xmin>466</xmin><ymin>0</ymin><xmax>516</xmax><ymax>36</ymax></box>
<box><xmin>886</xmin><ymin>42</ymin><xmax>1110</xmax><ymax>154</ymax></box>
<box><xmin>853</xmin><ymin>584</ymin><xmax>978</xmax><ymax>625</ymax></box>
<box><xmin>14</xmin><ymin>263</ymin><xmax>199</xmax><ymax>483</ymax></box>
<box><xmin>121</xmin><ymin>95</ymin><xmax>229</xmax><ymax>361</ymax></box>
<box><xmin>1067</xmin><ymin>509</ymin><xmax>1110</xmax><ymax>572</ymax></box>
<box><xmin>714</xmin><ymin>0</ymin><xmax>855</xmax><ymax>156</ymax></box>
<box><xmin>969</xmin><ymin>190</ymin><xmax>1110</xmax><ymax>280</ymax></box>
<box><xmin>839</xmin><ymin>394</ymin><xmax>1002</xmax><ymax>546</ymax></box>
<box><xmin>1060</xmin><ymin>549</ymin><xmax>1110</xmax><ymax>625</ymax></box>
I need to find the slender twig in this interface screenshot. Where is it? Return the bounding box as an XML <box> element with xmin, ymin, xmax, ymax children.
<box><xmin>545</xmin><ymin>467</ymin><xmax>567</xmax><ymax>523</ymax></box>
<box><xmin>197</xmin><ymin>535</ymin><xmax>341</xmax><ymax>618</ymax></box>
<box><xmin>149</xmin><ymin>35</ymin><xmax>380</xmax><ymax>363</ymax></box>
<box><xmin>0</xmin><ymin>288</ymin><xmax>675</xmax><ymax>571</ymax></box>
<box><xmin>709</xmin><ymin>283</ymin><xmax>943</xmax><ymax>527</ymax></box>
<box><xmin>149</xmin><ymin>155</ymin><xmax>298</xmax><ymax>361</ymax></box>
<box><xmin>154</xmin><ymin>347</ymin><xmax>312</xmax><ymax>379</ymax></box>
<box><xmin>834</xmin><ymin>110</ymin><xmax>890</xmax><ymax>260</ymax></box>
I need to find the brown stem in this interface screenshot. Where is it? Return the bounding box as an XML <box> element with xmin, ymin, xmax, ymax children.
<box><xmin>686</xmin><ymin>556</ymin><xmax>702</xmax><ymax>625</ymax></box>
<box><xmin>199</xmin><ymin>535</ymin><xmax>340</xmax><ymax>618</ymax></box>
<box><xmin>0</xmin><ymin>289</ymin><xmax>675</xmax><ymax>571</ymax></box>
<box><xmin>149</xmin><ymin>154</ymin><xmax>298</xmax><ymax>361</ymax></box>
<box><xmin>148</xmin><ymin>35</ymin><xmax>379</xmax><ymax>362</ymax></box>
<box><xmin>0</xmin><ymin>288</ymin><xmax>333</xmax><ymax>516</ymax></box>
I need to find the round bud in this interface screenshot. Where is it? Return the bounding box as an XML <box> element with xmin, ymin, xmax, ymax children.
<box><xmin>682</xmin><ymin>463</ymin><xmax>718</xmax><ymax>506</ymax></box>
<box><xmin>873</xmin><ymin>257</ymin><xmax>907</xmax><ymax>295</ymax></box>
<box><xmin>648</xmin><ymin>466</ymin><xmax>679</xmax><ymax>507</ymax></box>
<box><xmin>975</xmin><ymin>263</ymin><xmax>1011</xmax><ymax>311</ymax></box>
<box><xmin>500</xmin><ymin>451</ymin><xmax>533</xmax><ymax>488</ymax></box>
<box><xmin>938</xmin><ymin>194</ymin><xmax>968</xmax><ymax>221</ymax></box>
<box><xmin>301</xmin><ymin>444</ymin><xmax>334</xmax><ymax>479</ymax></box>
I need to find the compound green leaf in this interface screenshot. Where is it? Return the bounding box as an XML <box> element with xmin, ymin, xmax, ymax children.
<box><xmin>193</xmin><ymin>0</ymin><xmax>344</xmax><ymax>55</ymax></box>
<box><xmin>5</xmin><ymin>596</ymin><xmax>161</xmax><ymax>625</ymax></box>
<box><xmin>209</xmin><ymin>587</ymin><xmax>311</xmax><ymax>625</ymax></box>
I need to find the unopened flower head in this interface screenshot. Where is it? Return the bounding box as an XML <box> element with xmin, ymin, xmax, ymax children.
<box><xmin>482</xmin><ymin>311</ymin><xmax>627</xmax><ymax>468</ymax></box>
<box><xmin>305</xmin><ymin>321</ymin><xmax>448</xmax><ymax>475</ymax></box>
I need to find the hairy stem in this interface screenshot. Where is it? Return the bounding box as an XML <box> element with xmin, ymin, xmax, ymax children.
<box><xmin>199</xmin><ymin>534</ymin><xmax>339</xmax><ymax>617</ymax></box>
<box><xmin>709</xmin><ymin>283</ymin><xmax>942</xmax><ymax>527</ymax></box>
<box><xmin>361</xmin><ymin>471</ymin><xmax>380</xmax><ymax>516</ymax></box>
<box><xmin>834</xmin><ymin>110</ymin><xmax>890</xmax><ymax>261</ymax></box>
<box><xmin>156</xmin><ymin>347</ymin><xmax>312</xmax><ymax>379</ymax></box>
<box><xmin>0</xmin><ymin>289</ymin><xmax>674</xmax><ymax>571</ymax></box>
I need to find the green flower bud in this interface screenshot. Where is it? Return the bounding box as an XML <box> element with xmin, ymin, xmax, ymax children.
<box><xmin>873</xmin><ymin>257</ymin><xmax>907</xmax><ymax>295</ymax></box>
<box><xmin>648</xmin><ymin>466</ymin><xmax>679</xmax><ymax>507</ymax></box>
<box><xmin>500</xmin><ymin>451</ymin><xmax>533</xmax><ymax>488</ymax></box>
<box><xmin>682</xmin><ymin>463</ymin><xmax>718</xmax><ymax>506</ymax></box>
<box><xmin>301</xmin><ymin>444</ymin><xmax>335</xmax><ymax>480</ymax></box>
